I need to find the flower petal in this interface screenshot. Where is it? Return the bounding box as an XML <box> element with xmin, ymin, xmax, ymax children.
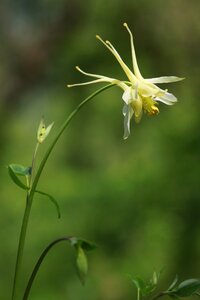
<box><xmin>75</xmin><ymin>66</ymin><xmax>115</xmax><ymax>81</ymax></box>
<box><xmin>122</xmin><ymin>87</ymin><xmax>132</xmax><ymax>104</ymax></box>
<box><xmin>123</xmin><ymin>23</ymin><xmax>143</xmax><ymax>80</ymax></box>
<box><xmin>138</xmin><ymin>81</ymin><xmax>158</xmax><ymax>97</ymax></box>
<box><xmin>96</xmin><ymin>35</ymin><xmax>136</xmax><ymax>84</ymax></box>
<box><xmin>155</xmin><ymin>92</ymin><xmax>177</xmax><ymax>105</ymax></box>
<box><xmin>122</xmin><ymin>104</ymin><xmax>133</xmax><ymax>139</ymax></box>
<box><xmin>146</xmin><ymin>76</ymin><xmax>184</xmax><ymax>84</ymax></box>
<box><xmin>67</xmin><ymin>66</ymin><xmax>117</xmax><ymax>87</ymax></box>
<box><xmin>67</xmin><ymin>78</ymin><xmax>108</xmax><ymax>88</ymax></box>
<box><xmin>131</xmin><ymin>98</ymin><xmax>143</xmax><ymax>123</ymax></box>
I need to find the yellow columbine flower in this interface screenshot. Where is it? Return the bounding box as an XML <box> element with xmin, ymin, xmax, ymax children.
<box><xmin>68</xmin><ymin>23</ymin><xmax>184</xmax><ymax>139</ymax></box>
<box><xmin>37</xmin><ymin>118</ymin><xmax>54</xmax><ymax>144</ymax></box>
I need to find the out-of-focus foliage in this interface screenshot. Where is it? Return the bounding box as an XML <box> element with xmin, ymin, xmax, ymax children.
<box><xmin>0</xmin><ymin>0</ymin><xmax>200</xmax><ymax>299</ymax></box>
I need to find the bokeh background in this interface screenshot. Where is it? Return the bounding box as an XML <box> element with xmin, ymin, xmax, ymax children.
<box><xmin>1</xmin><ymin>0</ymin><xmax>200</xmax><ymax>299</ymax></box>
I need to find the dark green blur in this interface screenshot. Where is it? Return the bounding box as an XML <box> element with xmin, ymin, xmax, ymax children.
<box><xmin>0</xmin><ymin>0</ymin><xmax>200</xmax><ymax>299</ymax></box>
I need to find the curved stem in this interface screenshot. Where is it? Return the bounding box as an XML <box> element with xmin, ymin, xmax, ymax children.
<box><xmin>23</xmin><ymin>237</ymin><xmax>71</xmax><ymax>300</ymax></box>
<box><xmin>31</xmin><ymin>83</ymin><xmax>114</xmax><ymax>196</ymax></box>
<box><xmin>11</xmin><ymin>83</ymin><xmax>115</xmax><ymax>300</ymax></box>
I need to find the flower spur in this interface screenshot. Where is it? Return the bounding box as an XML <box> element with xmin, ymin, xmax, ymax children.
<box><xmin>68</xmin><ymin>23</ymin><xmax>184</xmax><ymax>139</ymax></box>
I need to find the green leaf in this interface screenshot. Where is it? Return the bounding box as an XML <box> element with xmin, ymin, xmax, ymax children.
<box><xmin>131</xmin><ymin>271</ymin><xmax>161</xmax><ymax>297</ymax></box>
<box><xmin>173</xmin><ymin>279</ymin><xmax>200</xmax><ymax>297</ymax></box>
<box><xmin>143</xmin><ymin>283</ymin><xmax>157</xmax><ymax>295</ymax></box>
<box><xmin>168</xmin><ymin>275</ymin><xmax>179</xmax><ymax>291</ymax></box>
<box><xmin>7</xmin><ymin>165</ymin><xmax>29</xmax><ymax>190</ymax></box>
<box><xmin>81</xmin><ymin>239</ymin><xmax>97</xmax><ymax>251</ymax></box>
<box><xmin>76</xmin><ymin>246</ymin><xmax>88</xmax><ymax>285</ymax></box>
<box><xmin>69</xmin><ymin>237</ymin><xmax>96</xmax><ymax>285</ymax></box>
<box><xmin>152</xmin><ymin>271</ymin><xmax>158</xmax><ymax>285</ymax></box>
<box><xmin>35</xmin><ymin>190</ymin><xmax>61</xmax><ymax>218</ymax></box>
<box><xmin>70</xmin><ymin>237</ymin><xmax>97</xmax><ymax>251</ymax></box>
<box><xmin>132</xmin><ymin>277</ymin><xmax>146</xmax><ymax>291</ymax></box>
<box><xmin>9</xmin><ymin>164</ymin><xmax>31</xmax><ymax>176</ymax></box>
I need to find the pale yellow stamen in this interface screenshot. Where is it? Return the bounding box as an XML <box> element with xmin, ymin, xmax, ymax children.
<box><xmin>150</xmin><ymin>105</ymin><xmax>159</xmax><ymax>116</ymax></box>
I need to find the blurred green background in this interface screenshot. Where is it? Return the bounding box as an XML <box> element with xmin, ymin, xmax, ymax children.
<box><xmin>1</xmin><ymin>0</ymin><xmax>200</xmax><ymax>299</ymax></box>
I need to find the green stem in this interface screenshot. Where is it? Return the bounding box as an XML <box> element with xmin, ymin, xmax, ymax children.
<box><xmin>137</xmin><ymin>288</ymin><xmax>140</xmax><ymax>300</ymax></box>
<box><xmin>29</xmin><ymin>142</ymin><xmax>39</xmax><ymax>188</ymax></box>
<box><xmin>150</xmin><ymin>292</ymin><xmax>167</xmax><ymax>300</ymax></box>
<box><xmin>31</xmin><ymin>83</ymin><xmax>114</xmax><ymax>195</ymax></box>
<box><xmin>11</xmin><ymin>83</ymin><xmax>114</xmax><ymax>300</ymax></box>
<box><xmin>23</xmin><ymin>237</ymin><xmax>71</xmax><ymax>300</ymax></box>
<box><xmin>11</xmin><ymin>195</ymin><xmax>31</xmax><ymax>300</ymax></box>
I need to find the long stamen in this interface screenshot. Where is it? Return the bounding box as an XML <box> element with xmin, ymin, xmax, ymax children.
<box><xmin>123</xmin><ymin>23</ymin><xmax>143</xmax><ymax>80</ymax></box>
<box><xmin>96</xmin><ymin>35</ymin><xmax>136</xmax><ymax>84</ymax></box>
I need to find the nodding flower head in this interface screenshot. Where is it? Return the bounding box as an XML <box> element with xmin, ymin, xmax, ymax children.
<box><xmin>68</xmin><ymin>23</ymin><xmax>184</xmax><ymax>139</ymax></box>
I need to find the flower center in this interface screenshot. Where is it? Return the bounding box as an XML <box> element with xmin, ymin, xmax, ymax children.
<box><xmin>142</xmin><ymin>96</ymin><xmax>159</xmax><ymax>116</ymax></box>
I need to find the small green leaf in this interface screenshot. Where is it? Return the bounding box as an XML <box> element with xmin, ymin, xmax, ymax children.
<box><xmin>9</xmin><ymin>164</ymin><xmax>31</xmax><ymax>176</ymax></box>
<box><xmin>81</xmin><ymin>239</ymin><xmax>97</xmax><ymax>251</ymax></box>
<box><xmin>69</xmin><ymin>237</ymin><xmax>96</xmax><ymax>284</ymax></box>
<box><xmin>35</xmin><ymin>190</ymin><xmax>61</xmax><ymax>218</ymax></box>
<box><xmin>76</xmin><ymin>246</ymin><xmax>88</xmax><ymax>285</ymax></box>
<box><xmin>69</xmin><ymin>237</ymin><xmax>96</xmax><ymax>285</ymax></box>
<box><xmin>131</xmin><ymin>271</ymin><xmax>161</xmax><ymax>297</ymax></box>
<box><xmin>152</xmin><ymin>271</ymin><xmax>158</xmax><ymax>285</ymax></box>
<box><xmin>173</xmin><ymin>279</ymin><xmax>200</xmax><ymax>297</ymax></box>
<box><xmin>70</xmin><ymin>237</ymin><xmax>97</xmax><ymax>251</ymax></box>
<box><xmin>7</xmin><ymin>166</ymin><xmax>29</xmax><ymax>190</ymax></box>
<box><xmin>143</xmin><ymin>283</ymin><xmax>156</xmax><ymax>295</ymax></box>
<box><xmin>132</xmin><ymin>277</ymin><xmax>146</xmax><ymax>291</ymax></box>
<box><xmin>168</xmin><ymin>275</ymin><xmax>179</xmax><ymax>291</ymax></box>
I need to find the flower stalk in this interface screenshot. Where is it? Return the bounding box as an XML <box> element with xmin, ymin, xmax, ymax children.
<box><xmin>22</xmin><ymin>237</ymin><xmax>71</xmax><ymax>300</ymax></box>
<box><xmin>11</xmin><ymin>83</ymin><xmax>114</xmax><ymax>300</ymax></box>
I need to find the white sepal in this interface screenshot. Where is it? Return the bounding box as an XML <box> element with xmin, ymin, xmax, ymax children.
<box><xmin>146</xmin><ymin>76</ymin><xmax>184</xmax><ymax>84</ymax></box>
